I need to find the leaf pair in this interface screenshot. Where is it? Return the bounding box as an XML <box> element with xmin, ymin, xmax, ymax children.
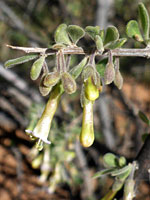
<box><xmin>54</xmin><ymin>24</ymin><xmax>85</xmax><ymax>45</ymax></box>
<box><xmin>85</xmin><ymin>25</ymin><xmax>126</xmax><ymax>51</ymax></box>
<box><xmin>126</xmin><ymin>3</ymin><xmax>150</xmax><ymax>44</ymax></box>
<box><xmin>92</xmin><ymin>153</ymin><xmax>132</xmax><ymax>181</ymax></box>
<box><xmin>103</xmin><ymin>153</ymin><xmax>126</xmax><ymax>168</ymax></box>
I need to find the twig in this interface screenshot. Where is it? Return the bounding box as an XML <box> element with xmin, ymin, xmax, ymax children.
<box><xmin>135</xmin><ymin>135</ymin><xmax>150</xmax><ymax>189</ymax></box>
<box><xmin>6</xmin><ymin>44</ymin><xmax>150</xmax><ymax>58</ymax></box>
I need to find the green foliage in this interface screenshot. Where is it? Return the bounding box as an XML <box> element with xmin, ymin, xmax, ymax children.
<box><xmin>126</xmin><ymin>20</ymin><xmax>143</xmax><ymax>42</ymax></box>
<box><xmin>85</xmin><ymin>26</ymin><xmax>100</xmax><ymax>40</ymax></box>
<box><xmin>54</xmin><ymin>24</ymin><xmax>71</xmax><ymax>45</ymax></box>
<box><xmin>95</xmin><ymin>35</ymin><xmax>104</xmax><ymax>52</ymax></box>
<box><xmin>103</xmin><ymin>153</ymin><xmax>118</xmax><ymax>168</ymax></box>
<box><xmin>126</xmin><ymin>3</ymin><xmax>150</xmax><ymax>45</ymax></box>
<box><xmin>4</xmin><ymin>54</ymin><xmax>38</xmax><ymax>68</ymax></box>
<box><xmin>4</xmin><ymin>3</ymin><xmax>150</xmax><ymax>197</ymax></box>
<box><xmin>67</xmin><ymin>25</ymin><xmax>85</xmax><ymax>44</ymax></box>
<box><xmin>93</xmin><ymin>152</ymin><xmax>131</xmax><ymax>181</ymax></box>
<box><xmin>30</xmin><ymin>56</ymin><xmax>45</xmax><ymax>80</ymax></box>
<box><xmin>105</xmin><ymin>38</ymin><xmax>127</xmax><ymax>49</ymax></box>
<box><xmin>138</xmin><ymin>2</ymin><xmax>150</xmax><ymax>40</ymax></box>
<box><xmin>104</xmin><ymin>26</ymin><xmax>119</xmax><ymax>45</ymax></box>
<box><xmin>70</xmin><ymin>57</ymin><xmax>88</xmax><ymax>79</ymax></box>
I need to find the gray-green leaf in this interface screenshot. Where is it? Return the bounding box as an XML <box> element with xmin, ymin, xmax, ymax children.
<box><xmin>111</xmin><ymin>165</ymin><xmax>131</xmax><ymax>177</ymax></box>
<box><xmin>30</xmin><ymin>56</ymin><xmax>45</xmax><ymax>80</ymax></box>
<box><xmin>54</xmin><ymin>24</ymin><xmax>71</xmax><ymax>45</ymax></box>
<box><xmin>70</xmin><ymin>57</ymin><xmax>88</xmax><ymax>79</ymax></box>
<box><xmin>105</xmin><ymin>38</ymin><xmax>127</xmax><ymax>49</ymax></box>
<box><xmin>85</xmin><ymin>26</ymin><xmax>100</xmax><ymax>40</ymax></box>
<box><xmin>126</xmin><ymin>20</ymin><xmax>143</xmax><ymax>42</ymax></box>
<box><xmin>103</xmin><ymin>153</ymin><xmax>118</xmax><ymax>168</ymax></box>
<box><xmin>138</xmin><ymin>3</ymin><xmax>150</xmax><ymax>40</ymax></box>
<box><xmin>4</xmin><ymin>54</ymin><xmax>38</xmax><ymax>68</ymax></box>
<box><xmin>95</xmin><ymin>35</ymin><xmax>104</xmax><ymax>52</ymax></box>
<box><xmin>92</xmin><ymin>168</ymin><xmax>116</xmax><ymax>179</ymax></box>
<box><xmin>96</xmin><ymin>58</ymin><xmax>108</xmax><ymax>77</ymax></box>
<box><xmin>67</xmin><ymin>25</ymin><xmax>85</xmax><ymax>44</ymax></box>
<box><xmin>104</xmin><ymin>26</ymin><xmax>119</xmax><ymax>45</ymax></box>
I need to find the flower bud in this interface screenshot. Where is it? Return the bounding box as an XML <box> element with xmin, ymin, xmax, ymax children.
<box><xmin>61</xmin><ymin>72</ymin><xmax>77</xmax><ymax>94</ymax></box>
<box><xmin>104</xmin><ymin>62</ymin><xmax>115</xmax><ymax>85</ymax></box>
<box><xmin>43</xmin><ymin>72</ymin><xmax>60</xmax><ymax>87</ymax></box>
<box><xmin>30</xmin><ymin>55</ymin><xmax>45</xmax><ymax>80</ymax></box>
<box><xmin>114</xmin><ymin>69</ymin><xmax>123</xmax><ymax>89</ymax></box>
<box><xmin>80</xmin><ymin>100</ymin><xmax>94</xmax><ymax>147</ymax></box>
<box><xmin>39</xmin><ymin>74</ymin><xmax>52</xmax><ymax>96</ymax></box>
<box><xmin>84</xmin><ymin>77</ymin><xmax>99</xmax><ymax>101</ymax></box>
<box><xmin>31</xmin><ymin>154</ymin><xmax>43</xmax><ymax>169</ymax></box>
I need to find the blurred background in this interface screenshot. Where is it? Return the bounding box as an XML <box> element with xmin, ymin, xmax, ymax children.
<box><xmin>0</xmin><ymin>0</ymin><xmax>150</xmax><ymax>199</ymax></box>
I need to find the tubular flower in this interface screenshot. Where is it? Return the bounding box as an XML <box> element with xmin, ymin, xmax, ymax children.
<box><xmin>25</xmin><ymin>83</ymin><xmax>63</xmax><ymax>150</ymax></box>
<box><xmin>80</xmin><ymin>98</ymin><xmax>94</xmax><ymax>147</ymax></box>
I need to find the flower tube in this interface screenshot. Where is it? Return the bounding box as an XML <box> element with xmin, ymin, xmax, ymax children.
<box><xmin>26</xmin><ymin>83</ymin><xmax>63</xmax><ymax>150</ymax></box>
<box><xmin>80</xmin><ymin>98</ymin><xmax>94</xmax><ymax>147</ymax></box>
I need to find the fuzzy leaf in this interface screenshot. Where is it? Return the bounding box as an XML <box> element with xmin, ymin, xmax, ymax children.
<box><xmin>116</xmin><ymin>165</ymin><xmax>132</xmax><ymax>181</ymax></box>
<box><xmin>96</xmin><ymin>58</ymin><xmax>107</xmax><ymax>77</ymax></box>
<box><xmin>118</xmin><ymin>156</ymin><xmax>126</xmax><ymax>167</ymax></box>
<box><xmin>99</xmin><ymin>29</ymin><xmax>105</xmax><ymax>41</ymax></box>
<box><xmin>103</xmin><ymin>153</ymin><xmax>118</xmax><ymax>168</ymax></box>
<box><xmin>92</xmin><ymin>168</ymin><xmax>116</xmax><ymax>179</ymax></box>
<box><xmin>95</xmin><ymin>35</ymin><xmax>104</xmax><ymax>52</ymax></box>
<box><xmin>138</xmin><ymin>111</ymin><xmax>150</xmax><ymax>125</ymax></box>
<box><xmin>105</xmin><ymin>38</ymin><xmax>127</xmax><ymax>49</ymax></box>
<box><xmin>70</xmin><ymin>57</ymin><xmax>88</xmax><ymax>79</ymax></box>
<box><xmin>138</xmin><ymin>3</ymin><xmax>150</xmax><ymax>40</ymax></box>
<box><xmin>54</xmin><ymin>24</ymin><xmax>71</xmax><ymax>45</ymax></box>
<box><xmin>104</xmin><ymin>26</ymin><xmax>119</xmax><ymax>45</ymax></box>
<box><xmin>30</xmin><ymin>56</ymin><xmax>45</xmax><ymax>80</ymax></box>
<box><xmin>85</xmin><ymin>26</ymin><xmax>100</xmax><ymax>40</ymax></box>
<box><xmin>111</xmin><ymin>165</ymin><xmax>131</xmax><ymax>177</ymax></box>
<box><xmin>4</xmin><ymin>54</ymin><xmax>38</xmax><ymax>68</ymax></box>
<box><xmin>126</xmin><ymin>20</ymin><xmax>143</xmax><ymax>42</ymax></box>
<box><xmin>67</xmin><ymin>25</ymin><xmax>85</xmax><ymax>44</ymax></box>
